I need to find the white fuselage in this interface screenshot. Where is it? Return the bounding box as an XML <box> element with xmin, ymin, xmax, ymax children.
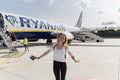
<box><xmin>0</xmin><ymin>12</ymin><xmax>80</xmax><ymax>40</ymax></box>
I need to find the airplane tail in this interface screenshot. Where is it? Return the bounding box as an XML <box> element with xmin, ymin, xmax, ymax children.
<box><xmin>75</xmin><ymin>11</ymin><xmax>83</xmax><ymax>28</ymax></box>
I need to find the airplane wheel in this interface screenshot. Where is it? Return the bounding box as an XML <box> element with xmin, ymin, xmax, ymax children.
<box><xmin>49</xmin><ymin>39</ymin><xmax>52</xmax><ymax>44</ymax></box>
<box><xmin>82</xmin><ymin>40</ymin><xmax>85</xmax><ymax>42</ymax></box>
<box><xmin>68</xmin><ymin>40</ymin><xmax>72</xmax><ymax>44</ymax></box>
<box><xmin>96</xmin><ymin>40</ymin><xmax>99</xmax><ymax>42</ymax></box>
<box><xmin>46</xmin><ymin>39</ymin><xmax>52</xmax><ymax>44</ymax></box>
<box><xmin>46</xmin><ymin>39</ymin><xmax>49</xmax><ymax>43</ymax></box>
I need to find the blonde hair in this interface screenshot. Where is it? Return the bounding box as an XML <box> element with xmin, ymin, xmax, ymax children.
<box><xmin>57</xmin><ymin>33</ymin><xmax>68</xmax><ymax>47</ymax></box>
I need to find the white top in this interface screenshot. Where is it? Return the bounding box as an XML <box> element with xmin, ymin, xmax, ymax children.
<box><xmin>6</xmin><ymin>28</ymin><xmax>9</xmax><ymax>31</ymax></box>
<box><xmin>49</xmin><ymin>46</ymin><xmax>69</xmax><ymax>62</ymax></box>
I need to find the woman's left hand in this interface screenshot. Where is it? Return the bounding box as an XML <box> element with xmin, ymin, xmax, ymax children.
<box><xmin>75</xmin><ymin>60</ymin><xmax>80</xmax><ymax>63</ymax></box>
<box><xmin>30</xmin><ymin>55</ymin><xmax>37</xmax><ymax>60</ymax></box>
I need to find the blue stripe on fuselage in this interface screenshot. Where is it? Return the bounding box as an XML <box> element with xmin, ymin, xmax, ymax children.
<box><xmin>0</xmin><ymin>32</ymin><xmax>56</xmax><ymax>40</ymax></box>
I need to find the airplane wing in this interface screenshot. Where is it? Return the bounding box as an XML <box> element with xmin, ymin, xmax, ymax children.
<box><xmin>80</xmin><ymin>27</ymin><xmax>120</xmax><ymax>32</ymax></box>
<box><xmin>70</xmin><ymin>27</ymin><xmax>120</xmax><ymax>35</ymax></box>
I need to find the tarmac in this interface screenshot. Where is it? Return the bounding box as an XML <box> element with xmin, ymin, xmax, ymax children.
<box><xmin>0</xmin><ymin>39</ymin><xmax>120</xmax><ymax>80</ymax></box>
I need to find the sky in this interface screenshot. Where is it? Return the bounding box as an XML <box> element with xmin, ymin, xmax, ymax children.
<box><xmin>0</xmin><ymin>0</ymin><xmax>120</xmax><ymax>28</ymax></box>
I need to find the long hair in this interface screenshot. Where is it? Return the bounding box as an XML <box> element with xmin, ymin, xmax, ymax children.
<box><xmin>57</xmin><ymin>33</ymin><xmax>67</xmax><ymax>46</ymax></box>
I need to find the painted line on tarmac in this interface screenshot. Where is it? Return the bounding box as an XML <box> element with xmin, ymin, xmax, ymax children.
<box><xmin>0</xmin><ymin>51</ymin><xmax>27</xmax><ymax>65</ymax></box>
<box><xmin>0</xmin><ymin>58</ymin><xmax>9</xmax><ymax>64</ymax></box>
<box><xmin>1</xmin><ymin>51</ymin><xmax>27</xmax><ymax>58</ymax></box>
<box><xmin>6</xmin><ymin>60</ymin><xmax>22</xmax><ymax>64</ymax></box>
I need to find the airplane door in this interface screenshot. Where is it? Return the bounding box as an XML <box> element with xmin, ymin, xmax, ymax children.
<box><xmin>0</xmin><ymin>13</ymin><xmax>4</xmax><ymax>28</ymax></box>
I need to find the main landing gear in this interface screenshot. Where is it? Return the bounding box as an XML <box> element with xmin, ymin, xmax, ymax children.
<box><xmin>46</xmin><ymin>39</ymin><xmax>52</xmax><ymax>44</ymax></box>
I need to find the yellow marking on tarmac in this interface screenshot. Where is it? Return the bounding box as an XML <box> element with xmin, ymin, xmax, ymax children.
<box><xmin>1</xmin><ymin>51</ymin><xmax>27</xmax><ymax>58</ymax></box>
<box><xmin>0</xmin><ymin>51</ymin><xmax>26</xmax><ymax>64</ymax></box>
<box><xmin>12</xmin><ymin>51</ymin><xmax>26</xmax><ymax>58</ymax></box>
<box><xmin>0</xmin><ymin>58</ymin><xmax>9</xmax><ymax>64</ymax></box>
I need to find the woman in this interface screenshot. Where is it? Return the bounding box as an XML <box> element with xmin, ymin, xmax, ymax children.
<box><xmin>30</xmin><ymin>33</ymin><xmax>79</xmax><ymax>80</ymax></box>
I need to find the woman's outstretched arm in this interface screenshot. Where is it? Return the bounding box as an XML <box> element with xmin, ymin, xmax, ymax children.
<box><xmin>68</xmin><ymin>51</ymin><xmax>80</xmax><ymax>63</ymax></box>
<box><xmin>30</xmin><ymin>49</ymin><xmax>51</xmax><ymax>60</ymax></box>
<box><xmin>37</xmin><ymin>49</ymin><xmax>51</xmax><ymax>59</ymax></box>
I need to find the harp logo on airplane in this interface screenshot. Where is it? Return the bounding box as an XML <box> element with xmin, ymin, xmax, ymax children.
<box><xmin>5</xmin><ymin>15</ymin><xmax>17</xmax><ymax>26</ymax></box>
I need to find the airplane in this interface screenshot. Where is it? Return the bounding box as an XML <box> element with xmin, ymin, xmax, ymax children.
<box><xmin>0</xmin><ymin>11</ymin><xmax>104</xmax><ymax>45</ymax></box>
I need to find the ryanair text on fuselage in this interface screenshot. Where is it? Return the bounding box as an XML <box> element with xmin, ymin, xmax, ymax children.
<box><xmin>5</xmin><ymin>15</ymin><xmax>66</xmax><ymax>31</ymax></box>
